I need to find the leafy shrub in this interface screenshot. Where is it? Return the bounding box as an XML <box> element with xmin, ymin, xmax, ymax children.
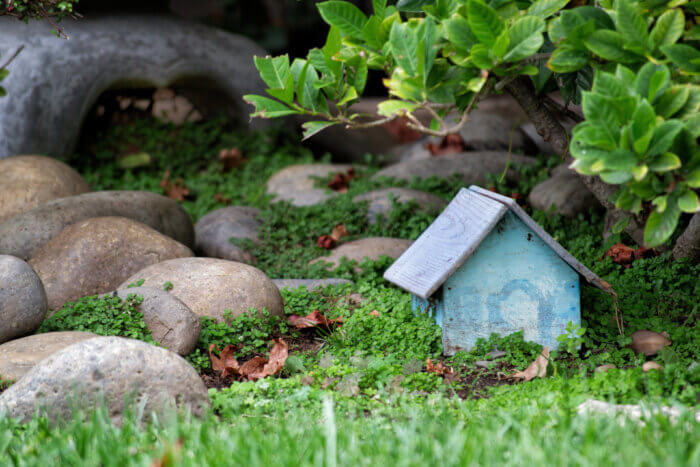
<box><xmin>244</xmin><ymin>0</ymin><xmax>699</xmax><ymax>246</ymax></box>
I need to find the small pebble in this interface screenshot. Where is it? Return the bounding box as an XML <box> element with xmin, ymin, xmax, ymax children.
<box><xmin>595</xmin><ymin>364</ymin><xmax>616</xmax><ymax>373</ymax></box>
<box><xmin>642</xmin><ymin>361</ymin><xmax>663</xmax><ymax>372</ymax></box>
<box><xmin>486</xmin><ymin>350</ymin><xmax>506</xmax><ymax>360</ymax></box>
<box><xmin>475</xmin><ymin>360</ymin><xmax>494</xmax><ymax>369</ymax></box>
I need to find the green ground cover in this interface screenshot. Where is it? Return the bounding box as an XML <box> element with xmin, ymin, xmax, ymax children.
<box><xmin>2</xmin><ymin>117</ymin><xmax>696</xmax><ymax>465</ymax></box>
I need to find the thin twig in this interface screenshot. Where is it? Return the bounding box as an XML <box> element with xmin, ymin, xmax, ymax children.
<box><xmin>0</xmin><ymin>44</ymin><xmax>24</xmax><ymax>70</ymax></box>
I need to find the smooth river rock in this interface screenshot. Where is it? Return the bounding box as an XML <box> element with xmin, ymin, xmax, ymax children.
<box><xmin>194</xmin><ymin>206</ymin><xmax>260</xmax><ymax>263</ymax></box>
<box><xmin>0</xmin><ymin>255</ymin><xmax>48</xmax><ymax>345</ymax></box>
<box><xmin>310</xmin><ymin>237</ymin><xmax>413</xmax><ymax>269</ymax></box>
<box><xmin>373</xmin><ymin>152</ymin><xmax>534</xmax><ymax>185</ymax></box>
<box><xmin>0</xmin><ymin>155</ymin><xmax>91</xmax><ymax>222</ymax></box>
<box><xmin>119</xmin><ymin>258</ymin><xmax>284</xmax><ymax>323</ymax></box>
<box><xmin>0</xmin><ymin>331</ymin><xmax>97</xmax><ymax>382</ymax></box>
<box><xmin>102</xmin><ymin>287</ymin><xmax>200</xmax><ymax>355</ymax></box>
<box><xmin>0</xmin><ymin>191</ymin><xmax>195</xmax><ymax>260</ymax></box>
<box><xmin>267</xmin><ymin>164</ymin><xmax>353</xmax><ymax>207</ymax></box>
<box><xmin>29</xmin><ymin>217</ymin><xmax>194</xmax><ymax>310</ymax></box>
<box><xmin>353</xmin><ymin>188</ymin><xmax>446</xmax><ymax>224</ymax></box>
<box><xmin>528</xmin><ymin>164</ymin><xmax>599</xmax><ymax>217</ymax></box>
<box><xmin>0</xmin><ymin>13</ymin><xmax>268</xmax><ymax>158</ymax></box>
<box><xmin>0</xmin><ymin>336</ymin><xmax>209</xmax><ymax>423</ymax></box>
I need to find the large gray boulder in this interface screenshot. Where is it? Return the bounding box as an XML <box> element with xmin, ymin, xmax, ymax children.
<box><xmin>0</xmin><ymin>336</ymin><xmax>209</xmax><ymax>423</ymax></box>
<box><xmin>0</xmin><ymin>256</ymin><xmax>48</xmax><ymax>345</ymax></box>
<box><xmin>0</xmin><ymin>191</ymin><xmax>195</xmax><ymax>260</ymax></box>
<box><xmin>267</xmin><ymin>164</ymin><xmax>353</xmax><ymax>207</ymax></box>
<box><xmin>0</xmin><ymin>155</ymin><xmax>91</xmax><ymax>222</ymax></box>
<box><xmin>194</xmin><ymin>206</ymin><xmax>260</xmax><ymax>263</ymax></box>
<box><xmin>29</xmin><ymin>217</ymin><xmax>194</xmax><ymax>310</ymax></box>
<box><xmin>101</xmin><ymin>288</ymin><xmax>201</xmax><ymax>356</ymax></box>
<box><xmin>0</xmin><ymin>13</ymin><xmax>267</xmax><ymax>159</ymax></box>
<box><xmin>353</xmin><ymin>188</ymin><xmax>446</xmax><ymax>224</ymax></box>
<box><xmin>119</xmin><ymin>258</ymin><xmax>284</xmax><ymax>323</ymax></box>
<box><xmin>0</xmin><ymin>331</ymin><xmax>97</xmax><ymax>382</ymax></box>
<box><xmin>528</xmin><ymin>164</ymin><xmax>599</xmax><ymax>217</ymax></box>
<box><xmin>373</xmin><ymin>152</ymin><xmax>533</xmax><ymax>184</ymax></box>
<box><xmin>310</xmin><ymin>237</ymin><xmax>413</xmax><ymax>270</ymax></box>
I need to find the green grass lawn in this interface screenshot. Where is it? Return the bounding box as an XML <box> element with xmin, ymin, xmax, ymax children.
<box><xmin>1</xmin><ymin>117</ymin><xmax>697</xmax><ymax>465</ymax></box>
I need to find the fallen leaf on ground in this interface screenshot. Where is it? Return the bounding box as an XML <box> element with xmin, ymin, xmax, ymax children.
<box><xmin>316</xmin><ymin>235</ymin><xmax>336</xmax><ymax>249</ymax></box>
<box><xmin>117</xmin><ymin>152</ymin><xmax>152</xmax><ymax>170</ymax></box>
<box><xmin>160</xmin><ymin>170</ymin><xmax>191</xmax><ymax>201</ymax></box>
<box><xmin>208</xmin><ymin>344</ymin><xmax>240</xmax><ymax>379</ymax></box>
<box><xmin>426</xmin><ymin>358</ymin><xmax>455</xmax><ymax>380</ymax></box>
<box><xmin>289</xmin><ymin>310</ymin><xmax>343</xmax><ymax>330</ymax></box>
<box><xmin>508</xmin><ymin>347</ymin><xmax>550</xmax><ymax>381</ymax></box>
<box><xmin>425</xmin><ymin>133</ymin><xmax>468</xmax><ymax>156</ymax></box>
<box><xmin>383</xmin><ymin>117</ymin><xmax>423</xmax><ymax>143</ymax></box>
<box><xmin>330</xmin><ymin>224</ymin><xmax>349</xmax><ymax>242</ymax></box>
<box><xmin>604</xmin><ymin>243</ymin><xmax>658</xmax><ymax>267</ymax></box>
<box><xmin>219</xmin><ymin>147</ymin><xmax>246</xmax><ymax>172</ymax></box>
<box><xmin>214</xmin><ymin>193</ymin><xmax>231</xmax><ymax>204</ymax></box>
<box><xmin>327</xmin><ymin>168</ymin><xmax>355</xmax><ymax>193</ymax></box>
<box><xmin>209</xmin><ymin>339</ymin><xmax>288</xmax><ymax>381</ymax></box>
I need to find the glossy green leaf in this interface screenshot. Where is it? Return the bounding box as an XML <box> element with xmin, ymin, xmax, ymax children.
<box><xmin>644</xmin><ymin>202</ymin><xmax>681</xmax><ymax>247</ymax></box>
<box><xmin>396</xmin><ymin>0</ymin><xmax>434</xmax><ymax>12</ymax></box>
<box><xmin>444</xmin><ymin>14</ymin><xmax>477</xmax><ymax>52</ymax></box>
<box><xmin>254</xmin><ymin>55</ymin><xmax>291</xmax><ymax>90</ymax></box>
<box><xmin>317</xmin><ymin>1</ymin><xmax>368</xmax><ymax>39</ymax></box>
<box><xmin>647</xmin><ymin>66</ymin><xmax>671</xmax><ymax>102</ymax></box>
<box><xmin>677</xmin><ymin>189</ymin><xmax>700</xmax><ymax>213</ymax></box>
<box><xmin>611</xmin><ymin>216</ymin><xmax>630</xmax><ymax>234</ymax></box>
<box><xmin>572</xmin><ymin>122</ymin><xmax>617</xmax><ymax>151</ymax></box>
<box><xmin>467</xmin><ymin>0</ymin><xmax>503</xmax><ymax>47</ymax></box>
<box><xmin>377</xmin><ymin>99</ymin><xmax>419</xmax><ymax>117</ymax></box>
<box><xmin>661</xmin><ymin>44</ymin><xmax>700</xmax><ymax>74</ymax></box>
<box><xmin>615</xmin><ymin>0</ymin><xmax>649</xmax><ymax>53</ymax></box>
<box><xmin>600</xmin><ymin>170</ymin><xmax>633</xmax><ymax>184</ymax></box>
<box><xmin>503</xmin><ymin>16</ymin><xmax>545</xmax><ymax>62</ymax></box>
<box><xmin>650</xmin><ymin>9</ymin><xmax>685</xmax><ymax>51</ymax></box>
<box><xmin>584</xmin><ymin>30</ymin><xmax>641</xmax><ymax>63</ymax></box>
<box><xmin>470</xmin><ymin>43</ymin><xmax>496</xmax><ymax>69</ymax></box>
<box><xmin>302</xmin><ymin>121</ymin><xmax>338</xmax><ymax>141</ymax></box>
<box><xmin>581</xmin><ymin>92</ymin><xmax>620</xmax><ymax>129</ymax></box>
<box><xmin>373</xmin><ymin>0</ymin><xmax>388</xmax><ymax>18</ymax></box>
<box><xmin>654</xmin><ymin>85</ymin><xmax>691</xmax><ymax>118</ymax></box>
<box><xmin>687</xmin><ymin>168</ymin><xmax>700</xmax><ymax>188</ymax></box>
<box><xmin>602</xmin><ymin>149</ymin><xmax>638</xmax><ymax>172</ymax></box>
<box><xmin>527</xmin><ymin>0</ymin><xmax>570</xmax><ymax>19</ymax></box>
<box><xmin>337</xmin><ymin>86</ymin><xmax>359</xmax><ymax>106</ymax></box>
<box><xmin>631</xmin><ymin>100</ymin><xmax>656</xmax><ymax>155</ymax></box>
<box><xmin>390</xmin><ymin>22</ymin><xmax>419</xmax><ymax>76</ymax></box>
<box><xmin>547</xmin><ymin>46</ymin><xmax>589</xmax><ymax>73</ymax></box>
<box><xmin>420</xmin><ymin>18</ymin><xmax>439</xmax><ymax>83</ymax></box>
<box><xmin>647</xmin><ymin>120</ymin><xmax>685</xmax><ymax>157</ymax></box>
<box><xmin>648</xmin><ymin>152</ymin><xmax>681</xmax><ymax>172</ymax></box>
<box><xmin>492</xmin><ymin>29</ymin><xmax>511</xmax><ymax>60</ymax></box>
<box><xmin>592</xmin><ymin>71</ymin><xmax>626</xmax><ymax>98</ymax></box>
<box><xmin>243</xmin><ymin>95</ymin><xmax>298</xmax><ymax>118</ymax></box>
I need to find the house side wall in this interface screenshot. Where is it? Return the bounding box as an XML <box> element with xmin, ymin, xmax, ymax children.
<box><xmin>439</xmin><ymin>211</ymin><xmax>580</xmax><ymax>355</ymax></box>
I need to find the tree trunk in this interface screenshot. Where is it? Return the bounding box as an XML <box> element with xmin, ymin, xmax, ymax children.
<box><xmin>504</xmin><ymin>77</ymin><xmax>694</xmax><ymax>259</ymax></box>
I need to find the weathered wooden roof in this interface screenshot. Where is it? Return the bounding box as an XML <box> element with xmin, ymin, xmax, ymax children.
<box><xmin>383</xmin><ymin>186</ymin><xmax>614</xmax><ymax>299</ymax></box>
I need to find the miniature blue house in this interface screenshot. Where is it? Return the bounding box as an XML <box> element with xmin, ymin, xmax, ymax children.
<box><xmin>384</xmin><ymin>186</ymin><xmax>613</xmax><ymax>355</ymax></box>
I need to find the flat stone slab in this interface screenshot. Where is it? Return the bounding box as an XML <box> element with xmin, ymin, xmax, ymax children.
<box><xmin>0</xmin><ymin>191</ymin><xmax>195</xmax><ymax>260</ymax></box>
<box><xmin>0</xmin><ymin>336</ymin><xmax>209</xmax><ymax>423</ymax></box>
<box><xmin>266</xmin><ymin>164</ymin><xmax>353</xmax><ymax>207</ymax></box>
<box><xmin>30</xmin><ymin>216</ymin><xmax>194</xmax><ymax>310</ymax></box>
<box><xmin>0</xmin><ymin>155</ymin><xmax>91</xmax><ymax>222</ymax></box>
<box><xmin>0</xmin><ymin>331</ymin><xmax>96</xmax><ymax>382</ymax></box>
<box><xmin>373</xmin><ymin>152</ymin><xmax>534</xmax><ymax>184</ymax></box>
<box><xmin>101</xmin><ymin>287</ymin><xmax>201</xmax><ymax>356</ymax></box>
<box><xmin>272</xmin><ymin>279</ymin><xmax>353</xmax><ymax>291</ymax></box>
<box><xmin>194</xmin><ymin>206</ymin><xmax>260</xmax><ymax>263</ymax></box>
<box><xmin>0</xmin><ymin>255</ymin><xmax>47</xmax><ymax>345</ymax></box>
<box><xmin>353</xmin><ymin>188</ymin><xmax>447</xmax><ymax>224</ymax></box>
<box><xmin>119</xmin><ymin>257</ymin><xmax>284</xmax><ymax>323</ymax></box>
<box><xmin>310</xmin><ymin>237</ymin><xmax>413</xmax><ymax>269</ymax></box>
<box><xmin>0</xmin><ymin>13</ymin><xmax>268</xmax><ymax>158</ymax></box>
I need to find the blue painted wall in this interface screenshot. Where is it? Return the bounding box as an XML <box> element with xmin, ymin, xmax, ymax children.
<box><xmin>413</xmin><ymin>211</ymin><xmax>580</xmax><ymax>355</ymax></box>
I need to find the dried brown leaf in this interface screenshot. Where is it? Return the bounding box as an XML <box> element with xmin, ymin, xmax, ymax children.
<box><xmin>425</xmin><ymin>133</ymin><xmax>468</xmax><ymax>156</ymax></box>
<box><xmin>330</xmin><ymin>224</ymin><xmax>349</xmax><ymax>242</ymax></box>
<box><xmin>288</xmin><ymin>310</ymin><xmax>343</xmax><ymax>330</ymax></box>
<box><xmin>208</xmin><ymin>344</ymin><xmax>240</xmax><ymax>379</ymax></box>
<box><xmin>604</xmin><ymin>243</ymin><xmax>658</xmax><ymax>268</ymax></box>
<box><xmin>327</xmin><ymin>168</ymin><xmax>356</xmax><ymax>192</ymax></box>
<box><xmin>240</xmin><ymin>339</ymin><xmax>289</xmax><ymax>381</ymax></box>
<box><xmin>508</xmin><ymin>347</ymin><xmax>550</xmax><ymax>381</ymax></box>
<box><xmin>160</xmin><ymin>170</ymin><xmax>191</xmax><ymax>201</ymax></box>
<box><xmin>317</xmin><ymin>235</ymin><xmax>336</xmax><ymax>249</ymax></box>
<box><xmin>426</xmin><ymin>358</ymin><xmax>455</xmax><ymax>378</ymax></box>
<box><xmin>219</xmin><ymin>147</ymin><xmax>245</xmax><ymax>173</ymax></box>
